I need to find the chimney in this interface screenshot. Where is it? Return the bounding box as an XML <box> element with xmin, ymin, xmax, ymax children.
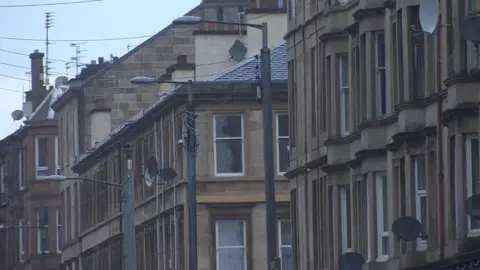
<box><xmin>29</xmin><ymin>50</ymin><xmax>47</xmax><ymax>111</ymax></box>
<box><xmin>89</xmin><ymin>98</ymin><xmax>111</xmax><ymax>148</ymax></box>
<box><xmin>90</xmin><ymin>60</ymin><xmax>97</xmax><ymax>65</ymax></box>
<box><xmin>113</xmin><ymin>56</ymin><xmax>119</xmax><ymax>61</ymax></box>
<box><xmin>98</xmin><ymin>57</ymin><xmax>104</xmax><ymax>65</ymax></box>
<box><xmin>177</xmin><ymin>54</ymin><xmax>187</xmax><ymax>65</ymax></box>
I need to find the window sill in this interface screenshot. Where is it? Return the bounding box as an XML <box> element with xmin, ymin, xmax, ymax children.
<box><xmin>467</xmin><ymin>231</ymin><xmax>480</xmax><ymax>238</ymax></box>
<box><xmin>376</xmin><ymin>256</ymin><xmax>388</xmax><ymax>262</ymax></box>
<box><xmin>214</xmin><ymin>173</ymin><xmax>245</xmax><ymax>177</ymax></box>
<box><xmin>416</xmin><ymin>242</ymin><xmax>427</xmax><ymax>251</ymax></box>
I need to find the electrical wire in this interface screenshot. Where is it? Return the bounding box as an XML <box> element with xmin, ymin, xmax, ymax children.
<box><xmin>0</xmin><ymin>61</ymin><xmax>68</xmax><ymax>76</ymax></box>
<box><xmin>0</xmin><ymin>0</ymin><xmax>102</xmax><ymax>8</ymax></box>
<box><xmin>0</xmin><ymin>74</ymin><xmax>29</xmax><ymax>81</ymax></box>
<box><xmin>0</xmin><ymin>87</ymin><xmax>23</xmax><ymax>93</ymax></box>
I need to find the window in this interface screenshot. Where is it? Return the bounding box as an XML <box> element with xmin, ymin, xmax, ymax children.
<box><xmin>465</xmin><ymin>134</ymin><xmax>480</xmax><ymax>233</ymax></box>
<box><xmin>339</xmin><ymin>185</ymin><xmax>352</xmax><ymax>253</ymax></box>
<box><xmin>412</xmin><ymin>155</ymin><xmax>427</xmax><ymax>249</ymax></box>
<box><xmin>35</xmin><ymin>136</ymin><xmax>49</xmax><ymax>178</ymax></box>
<box><xmin>18</xmin><ymin>149</ymin><xmax>24</xmax><ymax>189</ymax></box>
<box><xmin>19</xmin><ymin>219</ymin><xmax>24</xmax><ymax>262</ymax></box>
<box><xmin>311</xmin><ymin>46</ymin><xmax>317</xmax><ymax>137</ymax></box>
<box><xmin>467</xmin><ymin>0</ymin><xmax>480</xmax><ymax>14</ymax></box>
<box><xmin>56</xmin><ymin>207</ymin><xmax>62</xmax><ymax>253</ymax></box>
<box><xmin>338</xmin><ymin>54</ymin><xmax>349</xmax><ymax>136</ymax></box>
<box><xmin>215</xmin><ymin>220</ymin><xmax>246</xmax><ymax>270</ymax></box>
<box><xmin>449</xmin><ymin>136</ymin><xmax>457</xmax><ymax>238</ymax></box>
<box><xmin>411</xmin><ymin>7</ymin><xmax>425</xmax><ymax>99</ymax></box>
<box><xmin>278</xmin><ymin>219</ymin><xmax>292</xmax><ymax>270</ymax></box>
<box><xmin>55</xmin><ymin>136</ymin><xmax>60</xmax><ymax>175</ymax></box>
<box><xmin>0</xmin><ymin>164</ymin><xmax>5</xmax><ymax>194</ymax></box>
<box><xmin>213</xmin><ymin>115</ymin><xmax>244</xmax><ymax>176</ymax></box>
<box><xmin>276</xmin><ymin>114</ymin><xmax>289</xmax><ymax>174</ymax></box>
<box><xmin>465</xmin><ymin>2</ymin><xmax>480</xmax><ymax>70</ymax></box>
<box><xmin>375</xmin><ymin>171</ymin><xmax>388</xmax><ymax>260</ymax></box>
<box><xmin>288</xmin><ymin>0</ymin><xmax>296</xmax><ymax>19</ymax></box>
<box><xmin>36</xmin><ymin>207</ymin><xmax>49</xmax><ymax>253</ymax></box>
<box><xmin>375</xmin><ymin>32</ymin><xmax>386</xmax><ymax>117</ymax></box>
<box><xmin>288</xmin><ymin>60</ymin><xmax>296</xmax><ymax>146</ymax></box>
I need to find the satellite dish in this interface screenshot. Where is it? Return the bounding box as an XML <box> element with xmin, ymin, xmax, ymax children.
<box><xmin>466</xmin><ymin>194</ymin><xmax>480</xmax><ymax>220</ymax></box>
<box><xmin>338</xmin><ymin>252</ymin><xmax>365</xmax><ymax>270</ymax></box>
<box><xmin>392</xmin><ymin>216</ymin><xmax>423</xmax><ymax>241</ymax></box>
<box><xmin>159</xmin><ymin>167</ymin><xmax>177</xmax><ymax>182</ymax></box>
<box><xmin>11</xmin><ymin>110</ymin><xmax>24</xmax><ymax>121</ymax></box>
<box><xmin>54</xmin><ymin>76</ymin><xmax>69</xmax><ymax>88</ymax></box>
<box><xmin>419</xmin><ymin>0</ymin><xmax>439</xmax><ymax>34</ymax></box>
<box><xmin>144</xmin><ymin>156</ymin><xmax>158</xmax><ymax>187</ymax></box>
<box><xmin>460</xmin><ymin>16</ymin><xmax>480</xmax><ymax>43</ymax></box>
<box><xmin>228</xmin><ymin>39</ymin><xmax>247</xmax><ymax>62</ymax></box>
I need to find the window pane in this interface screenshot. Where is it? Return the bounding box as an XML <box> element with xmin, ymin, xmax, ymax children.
<box><xmin>416</xmin><ymin>156</ymin><xmax>426</xmax><ymax>190</ymax></box>
<box><xmin>340</xmin><ymin>55</ymin><xmax>349</xmax><ymax>87</ymax></box>
<box><xmin>277</xmin><ymin>115</ymin><xmax>289</xmax><ymax>137</ymax></box>
<box><xmin>280</xmin><ymin>220</ymin><xmax>292</xmax><ymax>246</ymax></box>
<box><xmin>278</xmin><ymin>138</ymin><xmax>289</xmax><ymax>173</ymax></box>
<box><xmin>217</xmin><ymin>247</ymin><xmax>245</xmax><ymax>270</ymax></box>
<box><xmin>346</xmin><ymin>188</ymin><xmax>352</xmax><ymax>248</ymax></box>
<box><xmin>420</xmin><ymin>195</ymin><xmax>428</xmax><ymax>232</ymax></box>
<box><xmin>280</xmin><ymin>246</ymin><xmax>293</xmax><ymax>270</ymax></box>
<box><xmin>382</xmin><ymin>175</ymin><xmax>388</xmax><ymax>232</ymax></box>
<box><xmin>343</xmin><ymin>89</ymin><xmax>349</xmax><ymax>131</ymax></box>
<box><xmin>215</xmin><ymin>115</ymin><xmax>242</xmax><ymax>138</ymax></box>
<box><xmin>376</xmin><ymin>34</ymin><xmax>385</xmax><ymax>67</ymax></box>
<box><xmin>471</xmin><ymin>138</ymin><xmax>479</xmax><ymax>193</ymax></box>
<box><xmin>37</xmin><ymin>137</ymin><xmax>48</xmax><ymax>167</ymax></box>
<box><xmin>217</xmin><ymin>220</ymin><xmax>244</xmax><ymax>246</ymax></box>
<box><xmin>216</xmin><ymin>139</ymin><xmax>243</xmax><ymax>174</ymax></box>
<box><xmin>381</xmin><ymin>236</ymin><xmax>388</xmax><ymax>256</ymax></box>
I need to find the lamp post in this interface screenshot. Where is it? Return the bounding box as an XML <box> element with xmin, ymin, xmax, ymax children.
<box><xmin>130</xmin><ymin>77</ymin><xmax>199</xmax><ymax>270</ymax></box>
<box><xmin>173</xmin><ymin>15</ymin><xmax>278</xmax><ymax>270</ymax></box>
<box><xmin>45</xmin><ymin>144</ymin><xmax>135</xmax><ymax>270</ymax></box>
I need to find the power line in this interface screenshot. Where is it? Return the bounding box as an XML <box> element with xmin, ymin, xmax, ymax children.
<box><xmin>0</xmin><ymin>61</ymin><xmax>68</xmax><ymax>76</ymax></box>
<box><xmin>0</xmin><ymin>87</ymin><xmax>22</xmax><ymax>93</ymax></box>
<box><xmin>0</xmin><ymin>35</ymin><xmax>154</xmax><ymax>42</ymax></box>
<box><xmin>0</xmin><ymin>74</ymin><xmax>29</xmax><ymax>81</ymax></box>
<box><xmin>0</xmin><ymin>0</ymin><xmax>102</xmax><ymax>8</ymax></box>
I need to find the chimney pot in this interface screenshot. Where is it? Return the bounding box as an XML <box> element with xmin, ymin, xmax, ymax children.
<box><xmin>177</xmin><ymin>55</ymin><xmax>187</xmax><ymax>65</ymax></box>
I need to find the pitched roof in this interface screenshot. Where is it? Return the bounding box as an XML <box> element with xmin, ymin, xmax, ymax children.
<box><xmin>208</xmin><ymin>40</ymin><xmax>287</xmax><ymax>82</ymax></box>
<box><xmin>28</xmin><ymin>85</ymin><xmax>68</xmax><ymax>121</ymax></box>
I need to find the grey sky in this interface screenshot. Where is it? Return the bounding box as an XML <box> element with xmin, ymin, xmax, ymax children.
<box><xmin>0</xmin><ymin>0</ymin><xmax>200</xmax><ymax>140</ymax></box>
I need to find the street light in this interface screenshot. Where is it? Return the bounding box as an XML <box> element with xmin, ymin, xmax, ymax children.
<box><xmin>45</xmin><ymin>144</ymin><xmax>135</xmax><ymax>270</ymax></box>
<box><xmin>172</xmin><ymin>16</ymin><xmax>278</xmax><ymax>270</ymax></box>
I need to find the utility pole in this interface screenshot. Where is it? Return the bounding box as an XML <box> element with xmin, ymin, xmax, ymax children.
<box><xmin>123</xmin><ymin>143</ymin><xmax>137</xmax><ymax>270</ymax></box>
<box><xmin>260</xmin><ymin>22</ymin><xmax>279</xmax><ymax>270</ymax></box>
<box><xmin>70</xmin><ymin>42</ymin><xmax>86</xmax><ymax>76</ymax></box>
<box><xmin>45</xmin><ymin>12</ymin><xmax>54</xmax><ymax>86</ymax></box>
<box><xmin>186</xmin><ymin>80</ymin><xmax>198</xmax><ymax>270</ymax></box>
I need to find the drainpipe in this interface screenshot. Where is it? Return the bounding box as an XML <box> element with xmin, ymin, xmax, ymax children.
<box><xmin>436</xmin><ymin>21</ymin><xmax>445</xmax><ymax>260</ymax></box>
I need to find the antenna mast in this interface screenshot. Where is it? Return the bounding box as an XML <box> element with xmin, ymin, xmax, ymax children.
<box><xmin>70</xmin><ymin>42</ymin><xmax>86</xmax><ymax>76</ymax></box>
<box><xmin>45</xmin><ymin>12</ymin><xmax>54</xmax><ymax>86</ymax></box>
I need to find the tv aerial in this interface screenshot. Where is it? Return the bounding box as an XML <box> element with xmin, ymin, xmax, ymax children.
<box><xmin>144</xmin><ymin>156</ymin><xmax>158</xmax><ymax>187</ymax></box>
<box><xmin>11</xmin><ymin>110</ymin><xmax>24</xmax><ymax>121</ymax></box>
<box><xmin>391</xmin><ymin>216</ymin><xmax>427</xmax><ymax>242</ymax></box>
<box><xmin>419</xmin><ymin>0</ymin><xmax>440</xmax><ymax>35</ymax></box>
<box><xmin>338</xmin><ymin>252</ymin><xmax>365</xmax><ymax>270</ymax></box>
<box><xmin>466</xmin><ymin>193</ymin><xmax>480</xmax><ymax>220</ymax></box>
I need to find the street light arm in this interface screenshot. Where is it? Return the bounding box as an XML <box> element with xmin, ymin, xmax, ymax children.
<box><xmin>76</xmin><ymin>177</ymin><xmax>123</xmax><ymax>188</ymax></box>
<box><xmin>198</xmin><ymin>19</ymin><xmax>263</xmax><ymax>30</ymax></box>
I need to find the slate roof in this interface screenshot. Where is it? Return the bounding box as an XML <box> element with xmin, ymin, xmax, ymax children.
<box><xmin>208</xmin><ymin>40</ymin><xmax>287</xmax><ymax>82</ymax></box>
<box><xmin>28</xmin><ymin>85</ymin><xmax>68</xmax><ymax>121</ymax></box>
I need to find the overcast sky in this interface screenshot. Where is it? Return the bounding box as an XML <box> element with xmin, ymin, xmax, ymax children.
<box><xmin>0</xmin><ymin>0</ymin><xmax>200</xmax><ymax>140</ymax></box>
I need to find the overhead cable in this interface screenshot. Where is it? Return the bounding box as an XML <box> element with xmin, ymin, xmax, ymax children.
<box><xmin>0</xmin><ymin>0</ymin><xmax>102</xmax><ymax>8</ymax></box>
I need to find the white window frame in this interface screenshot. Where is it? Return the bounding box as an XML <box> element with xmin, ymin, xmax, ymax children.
<box><xmin>56</xmin><ymin>207</ymin><xmax>62</xmax><ymax>253</ymax></box>
<box><xmin>35</xmin><ymin>136</ymin><xmax>49</xmax><ymax>179</ymax></box>
<box><xmin>340</xmin><ymin>186</ymin><xmax>352</xmax><ymax>253</ymax></box>
<box><xmin>277</xmin><ymin>219</ymin><xmax>292</xmax><ymax>270</ymax></box>
<box><xmin>213</xmin><ymin>114</ymin><xmax>245</xmax><ymax>177</ymax></box>
<box><xmin>18</xmin><ymin>149</ymin><xmax>24</xmax><ymax>190</ymax></box>
<box><xmin>361</xmin><ymin>175</ymin><xmax>372</xmax><ymax>262</ymax></box>
<box><xmin>19</xmin><ymin>219</ymin><xmax>24</xmax><ymax>262</ymax></box>
<box><xmin>55</xmin><ymin>136</ymin><xmax>60</xmax><ymax>175</ymax></box>
<box><xmin>375</xmin><ymin>171</ymin><xmax>389</xmax><ymax>261</ymax></box>
<box><xmin>36</xmin><ymin>208</ymin><xmax>49</xmax><ymax>253</ymax></box>
<box><xmin>215</xmin><ymin>220</ymin><xmax>247</xmax><ymax>270</ymax></box>
<box><xmin>413</xmin><ymin>155</ymin><xmax>427</xmax><ymax>250</ymax></box>
<box><xmin>465</xmin><ymin>134</ymin><xmax>480</xmax><ymax>235</ymax></box>
<box><xmin>276</xmin><ymin>114</ymin><xmax>289</xmax><ymax>175</ymax></box>
<box><xmin>375</xmin><ymin>32</ymin><xmax>387</xmax><ymax>117</ymax></box>
<box><xmin>338</xmin><ymin>54</ymin><xmax>349</xmax><ymax>136</ymax></box>
<box><xmin>0</xmin><ymin>164</ymin><xmax>5</xmax><ymax>194</ymax></box>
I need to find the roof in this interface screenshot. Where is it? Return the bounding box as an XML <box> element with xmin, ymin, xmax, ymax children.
<box><xmin>28</xmin><ymin>85</ymin><xmax>68</xmax><ymax>121</ymax></box>
<box><xmin>208</xmin><ymin>40</ymin><xmax>287</xmax><ymax>82</ymax></box>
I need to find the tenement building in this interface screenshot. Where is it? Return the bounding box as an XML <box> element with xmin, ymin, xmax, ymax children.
<box><xmin>285</xmin><ymin>0</ymin><xmax>480</xmax><ymax>269</ymax></box>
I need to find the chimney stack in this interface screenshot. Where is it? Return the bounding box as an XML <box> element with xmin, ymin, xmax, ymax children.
<box><xmin>29</xmin><ymin>50</ymin><xmax>47</xmax><ymax>111</ymax></box>
<box><xmin>98</xmin><ymin>57</ymin><xmax>104</xmax><ymax>65</ymax></box>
